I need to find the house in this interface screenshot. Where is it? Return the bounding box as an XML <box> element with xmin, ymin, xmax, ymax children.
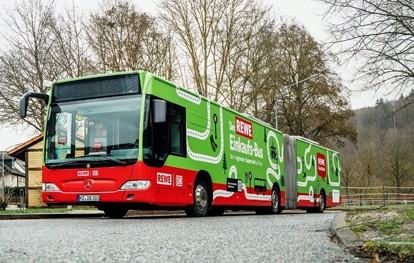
<box><xmin>0</xmin><ymin>153</ymin><xmax>25</xmax><ymax>188</ymax></box>
<box><xmin>0</xmin><ymin>151</ymin><xmax>25</xmax><ymax>208</ymax></box>
<box><xmin>8</xmin><ymin>133</ymin><xmax>44</xmax><ymax>207</ymax></box>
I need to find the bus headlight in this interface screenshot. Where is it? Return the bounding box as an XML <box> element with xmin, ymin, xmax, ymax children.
<box><xmin>120</xmin><ymin>180</ymin><xmax>150</xmax><ymax>190</ymax></box>
<box><xmin>42</xmin><ymin>183</ymin><xmax>61</xmax><ymax>192</ymax></box>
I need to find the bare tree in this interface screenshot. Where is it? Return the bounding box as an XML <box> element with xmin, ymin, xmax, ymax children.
<box><xmin>86</xmin><ymin>0</ymin><xmax>175</xmax><ymax>79</ymax></box>
<box><xmin>258</xmin><ymin>23</ymin><xmax>357</xmax><ymax>147</ymax></box>
<box><xmin>383</xmin><ymin>139</ymin><xmax>411</xmax><ymax>188</ymax></box>
<box><xmin>0</xmin><ymin>0</ymin><xmax>59</xmax><ymax>131</ymax></box>
<box><xmin>357</xmin><ymin>144</ymin><xmax>378</xmax><ymax>187</ymax></box>
<box><xmin>160</xmin><ymin>0</ymin><xmax>274</xmax><ymax>106</ymax></box>
<box><xmin>50</xmin><ymin>3</ymin><xmax>96</xmax><ymax>78</ymax></box>
<box><xmin>161</xmin><ymin>0</ymin><xmax>356</xmax><ymax>146</ymax></box>
<box><xmin>223</xmin><ymin>7</ymin><xmax>276</xmax><ymax>112</ymax></box>
<box><xmin>321</xmin><ymin>0</ymin><xmax>414</xmax><ymax>95</ymax></box>
<box><xmin>340</xmin><ymin>153</ymin><xmax>356</xmax><ymax>200</ymax></box>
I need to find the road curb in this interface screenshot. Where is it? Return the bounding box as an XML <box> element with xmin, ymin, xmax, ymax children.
<box><xmin>331</xmin><ymin>211</ymin><xmax>363</xmax><ymax>248</ymax></box>
<box><xmin>0</xmin><ymin>210</ymin><xmax>186</xmax><ymax>220</ymax></box>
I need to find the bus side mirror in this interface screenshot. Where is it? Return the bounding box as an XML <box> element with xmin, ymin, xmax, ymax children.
<box><xmin>152</xmin><ymin>99</ymin><xmax>167</xmax><ymax>123</ymax></box>
<box><xmin>19</xmin><ymin>92</ymin><xmax>49</xmax><ymax>118</ymax></box>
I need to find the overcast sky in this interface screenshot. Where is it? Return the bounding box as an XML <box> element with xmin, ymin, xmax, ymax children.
<box><xmin>0</xmin><ymin>0</ymin><xmax>398</xmax><ymax>150</ymax></box>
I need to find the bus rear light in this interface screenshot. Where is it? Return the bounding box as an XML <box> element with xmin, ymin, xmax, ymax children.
<box><xmin>42</xmin><ymin>183</ymin><xmax>61</xmax><ymax>192</ymax></box>
<box><xmin>120</xmin><ymin>180</ymin><xmax>150</xmax><ymax>190</ymax></box>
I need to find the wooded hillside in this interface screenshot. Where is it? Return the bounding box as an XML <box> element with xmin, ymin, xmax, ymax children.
<box><xmin>340</xmin><ymin>91</ymin><xmax>414</xmax><ymax>188</ymax></box>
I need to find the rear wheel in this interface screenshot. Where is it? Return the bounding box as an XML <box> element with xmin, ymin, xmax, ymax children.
<box><xmin>185</xmin><ymin>180</ymin><xmax>209</xmax><ymax>217</ymax></box>
<box><xmin>256</xmin><ymin>186</ymin><xmax>281</xmax><ymax>215</ymax></box>
<box><xmin>306</xmin><ymin>191</ymin><xmax>325</xmax><ymax>213</ymax></box>
<box><xmin>316</xmin><ymin>192</ymin><xmax>325</xmax><ymax>213</ymax></box>
<box><xmin>270</xmin><ymin>186</ymin><xmax>282</xmax><ymax>214</ymax></box>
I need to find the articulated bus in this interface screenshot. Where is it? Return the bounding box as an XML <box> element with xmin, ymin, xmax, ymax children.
<box><xmin>20</xmin><ymin>71</ymin><xmax>341</xmax><ymax>218</ymax></box>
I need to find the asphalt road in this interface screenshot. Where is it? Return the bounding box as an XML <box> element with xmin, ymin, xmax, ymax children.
<box><xmin>0</xmin><ymin>211</ymin><xmax>362</xmax><ymax>262</ymax></box>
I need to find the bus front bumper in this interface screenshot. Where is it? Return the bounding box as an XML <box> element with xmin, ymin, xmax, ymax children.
<box><xmin>42</xmin><ymin>189</ymin><xmax>155</xmax><ymax>204</ymax></box>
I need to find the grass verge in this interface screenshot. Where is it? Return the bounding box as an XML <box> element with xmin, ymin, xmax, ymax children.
<box><xmin>0</xmin><ymin>206</ymin><xmax>95</xmax><ymax>214</ymax></box>
<box><xmin>346</xmin><ymin>205</ymin><xmax>414</xmax><ymax>262</ymax></box>
<box><xmin>0</xmin><ymin>208</ymin><xmax>72</xmax><ymax>214</ymax></box>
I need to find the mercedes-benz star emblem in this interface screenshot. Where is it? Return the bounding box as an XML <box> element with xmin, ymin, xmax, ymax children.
<box><xmin>84</xmin><ymin>179</ymin><xmax>94</xmax><ymax>190</ymax></box>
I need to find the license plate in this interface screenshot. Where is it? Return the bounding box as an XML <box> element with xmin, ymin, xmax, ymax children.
<box><xmin>78</xmin><ymin>195</ymin><xmax>100</xmax><ymax>202</ymax></box>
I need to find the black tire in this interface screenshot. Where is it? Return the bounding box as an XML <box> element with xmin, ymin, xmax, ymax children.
<box><xmin>256</xmin><ymin>185</ymin><xmax>282</xmax><ymax>215</ymax></box>
<box><xmin>316</xmin><ymin>191</ymin><xmax>326</xmax><ymax>213</ymax></box>
<box><xmin>306</xmin><ymin>191</ymin><xmax>325</xmax><ymax>213</ymax></box>
<box><xmin>185</xmin><ymin>180</ymin><xmax>209</xmax><ymax>217</ymax></box>
<box><xmin>104</xmin><ymin>208</ymin><xmax>128</xmax><ymax>219</ymax></box>
<box><xmin>270</xmin><ymin>186</ymin><xmax>282</xmax><ymax>214</ymax></box>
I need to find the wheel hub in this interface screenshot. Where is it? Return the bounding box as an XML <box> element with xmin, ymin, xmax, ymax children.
<box><xmin>195</xmin><ymin>184</ymin><xmax>207</xmax><ymax>212</ymax></box>
<box><xmin>272</xmin><ymin>191</ymin><xmax>279</xmax><ymax>210</ymax></box>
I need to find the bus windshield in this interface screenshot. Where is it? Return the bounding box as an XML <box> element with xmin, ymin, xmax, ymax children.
<box><xmin>45</xmin><ymin>95</ymin><xmax>142</xmax><ymax>168</ymax></box>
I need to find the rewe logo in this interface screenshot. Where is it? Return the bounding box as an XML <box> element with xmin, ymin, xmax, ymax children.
<box><xmin>316</xmin><ymin>153</ymin><xmax>326</xmax><ymax>181</ymax></box>
<box><xmin>157</xmin><ymin>173</ymin><xmax>172</xmax><ymax>186</ymax></box>
<box><xmin>235</xmin><ymin>117</ymin><xmax>253</xmax><ymax>139</ymax></box>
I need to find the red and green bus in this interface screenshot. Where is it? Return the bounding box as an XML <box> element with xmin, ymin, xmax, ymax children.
<box><xmin>20</xmin><ymin>71</ymin><xmax>341</xmax><ymax>218</ymax></box>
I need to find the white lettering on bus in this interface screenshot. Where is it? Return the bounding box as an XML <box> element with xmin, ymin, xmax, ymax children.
<box><xmin>157</xmin><ymin>173</ymin><xmax>172</xmax><ymax>186</ymax></box>
<box><xmin>230</xmin><ymin>134</ymin><xmax>263</xmax><ymax>158</ymax></box>
<box><xmin>77</xmin><ymin>171</ymin><xmax>89</xmax><ymax>177</ymax></box>
<box><xmin>235</xmin><ymin>117</ymin><xmax>253</xmax><ymax>139</ymax></box>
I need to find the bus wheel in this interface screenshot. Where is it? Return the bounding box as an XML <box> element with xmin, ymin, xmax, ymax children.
<box><xmin>317</xmin><ymin>191</ymin><xmax>325</xmax><ymax>213</ymax></box>
<box><xmin>306</xmin><ymin>192</ymin><xmax>326</xmax><ymax>213</ymax></box>
<box><xmin>185</xmin><ymin>180</ymin><xmax>209</xmax><ymax>217</ymax></box>
<box><xmin>104</xmin><ymin>208</ymin><xmax>128</xmax><ymax>219</ymax></box>
<box><xmin>270</xmin><ymin>186</ymin><xmax>282</xmax><ymax>214</ymax></box>
<box><xmin>256</xmin><ymin>186</ymin><xmax>281</xmax><ymax>215</ymax></box>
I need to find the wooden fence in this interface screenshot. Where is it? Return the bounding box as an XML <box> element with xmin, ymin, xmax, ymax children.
<box><xmin>341</xmin><ymin>186</ymin><xmax>414</xmax><ymax>206</ymax></box>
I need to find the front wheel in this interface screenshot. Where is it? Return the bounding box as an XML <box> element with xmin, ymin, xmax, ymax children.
<box><xmin>185</xmin><ymin>180</ymin><xmax>209</xmax><ymax>217</ymax></box>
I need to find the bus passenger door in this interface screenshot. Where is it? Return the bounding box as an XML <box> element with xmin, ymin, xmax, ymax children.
<box><xmin>143</xmin><ymin>97</ymin><xmax>190</xmax><ymax>205</ymax></box>
<box><xmin>143</xmin><ymin>98</ymin><xmax>186</xmax><ymax>167</ymax></box>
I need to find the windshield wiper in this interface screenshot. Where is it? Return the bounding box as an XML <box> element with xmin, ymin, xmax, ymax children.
<box><xmin>48</xmin><ymin>154</ymin><xmax>127</xmax><ymax>168</ymax></box>
<box><xmin>100</xmin><ymin>156</ymin><xmax>128</xmax><ymax>165</ymax></box>
<box><xmin>75</xmin><ymin>154</ymin><xmax>128</xmax><ymax>165</ymax></box>
<box><xmin>49</xmin><ymin>159</ymin><xmax>90</xmax><ymax>168</ymax></box>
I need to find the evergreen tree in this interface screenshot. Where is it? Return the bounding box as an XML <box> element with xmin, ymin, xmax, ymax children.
<box><xmin>222</xmin><ymin>152</ymin><xmax>228</xmax><ymax>175</ymax></box>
